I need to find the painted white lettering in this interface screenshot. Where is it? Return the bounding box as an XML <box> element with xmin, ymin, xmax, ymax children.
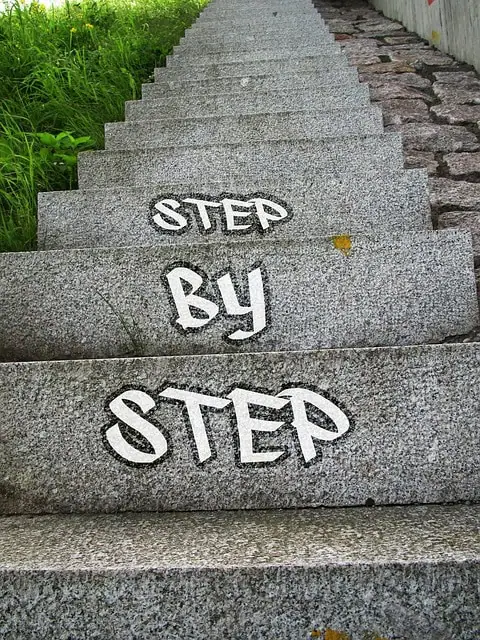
<box><xmin>159</xmin><ymin>388</ymin><xmax>231</xmax><ymax>463</ymax></box>
<box><xmin>217</xmin><ymin>267</ymin><xmax>266</xmax><ymax>340</ymax></box>
<box><xmin>183</xmin><ymin>198</ymin><xmax>222</xmax><ymax>231</ymax></box>
<box><xmin>166</xmin><ymin>267</ymin><xmax>219</xmax><ymax>330</ymax></box>
<box><xmin>250</xmin><ymin>198</ymin><xmax>289</xmax><ymax>230</ymax></box>
<box><xmin>278</xmin><ymin>388</ymin><xmax>350</xmax><ymax>463</ymax></box>
<box><xmin>222</xmin><ymin>198</ymin><xmax>255</xmax><ymax>231</ymax></box>
<box><xmin>227</xmin><ymin>388</ymin><xmax>289</xmax><ymax>463</ymax></box>
<box><xmin>105</xmin><ymin>389</ymin><xmax>168</xmax><ymax>464</ymax></box>
<box><xmin>152</xmin><ymin>199</ymin><xmax>186</xmax><ymax>231</ymax></box>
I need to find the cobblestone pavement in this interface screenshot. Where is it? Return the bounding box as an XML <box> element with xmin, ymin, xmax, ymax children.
<box><xmin>316</xmin><ymin>0</ymin><xmax>480</xmax><ymax>340</ymax></box>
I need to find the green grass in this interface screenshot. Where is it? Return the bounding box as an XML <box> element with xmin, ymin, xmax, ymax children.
<box><xmin>0</xmin><ymin>0</ymin><xmax>207</xmax><ymax>252</ymax></box>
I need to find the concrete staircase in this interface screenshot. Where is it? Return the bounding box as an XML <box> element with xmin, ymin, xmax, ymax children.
<box><xmin>1</xmin><ymin>0</ymin><xmax>479</xmax><ymax>637</ymax></box>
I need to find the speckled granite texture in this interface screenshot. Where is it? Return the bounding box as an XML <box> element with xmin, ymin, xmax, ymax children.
<box><xmin>1</xmin><ymin>342</ymin><xmax>480</xmax><ymax>514</ymax></box>
<box><xmin>38</xmin><ymin>171</ymin><xmax>430</xmax><ymax>250</ymax></box>
<box><xmin>0</xmin><ymin>505</ymin><xmax>479</xmax><ymax>639</ymax></box>
<box><xmin>0</xmin><ymin>232</ymin><xmax>477</xmax><ymax>362</ymax></box>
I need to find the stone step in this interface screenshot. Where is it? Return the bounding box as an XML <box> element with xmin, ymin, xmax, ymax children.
<box><xmin>171</xmin><ymin>39</ymin><xmax>339</xmax><ymax>60</ymax></box>
<box><xmin>166</xmin><ymin>46</ymin><xmax>341</xmax><ymax>67</ymax></box>
<box><xmin>125</xmin><ymin>85</ymin><xmax>370</xmax><ymax>120</ymax></box>
<box><xmin>1</xmin><ymin>507</ymin><xmax>478</xmax><ymax>637</ymax></box>
<box><xmin>1</xmin><ymin>342</ymin><xmax>480</xmax><ymax>513</ymax></box>
<box><xmin>143</xmin><ymin>69</ymin><xmax>360</xmax><ymax>98</ymax></box>
<box><xmin>175</xmin><ymin>33</ymin><xmax>336</xmax><ymax>54</ymax></box>
<box><xmin>188</xmin><ymin>15</ymin><xmax>327</xmax><ymax>32</ymax></box>
<box><xmin>181</xmin><ymin>25</ymin><xmax>332</xmax><ymax>45</ymax></box>
<box><xmin>0</xmin><ymin>231</ymin><xmax>476</xmax><ymax>362</ymax></box>
<box><xmin>77</xmin><ymin>135</ymin><xmax>403</xmax><ymax>190</ymax></box>
<box><xmin>105</xmin><ymin>108</ymin><xmax>384</xmax><ymax>151</ymax></box>
<box><xmin>38</xmin><ymin>170</ymin><xmax>430</xmax><ymax>251</ymax></box>
<box><xmin>196</xmin><ymin>11</ymin><xmax>325</xmax><ymax>25</ymax></box>
<box><xmin>154</xmin><ymin>56</ymin><xmax>350</xmax><ymax>81</ymax></box>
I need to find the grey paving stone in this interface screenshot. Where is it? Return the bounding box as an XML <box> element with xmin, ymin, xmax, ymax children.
<box><xmin>189</xmin><ymin>15</ymin><xmax>326</xmax><ymax>31</ymax></box>
<box><xmin>433</xmin><ymin>71</ymin><xmax>478</xmax><ymax>84</ymax></box>
<box><xmin>167</xmin><ymin>46</ymin><xmax>342</xmax><ymax>67</ymax></box>
<box><xmin>433</xmin><ymin>81</ymin><xmax>480</xmax><ymax>105</ymax></box>
<box><xmin>77</xmin><ymin>135</ymin><xmax>404</xmax><ymax>189</ymax></box>
<box><xmin>405</xmin><ymin>151</ymin><xmax>439</xmax><ymax>176</ymax></box>
<box><xmin>381</xmin><ymin>99</ymin><xmax>430</xmax><ymax>125</ymax></box>
<box><xmin>370</xmin><ymin>83</ymin><xmax>432</xmax><ymax>102</ymax></box>
<box><xmin>38</xmin><ymin>170</ymin><xmax>431</xmax><ymax>250</ymax></box>
<box><xmin>431</xmin><ymin>103</ymin><xmax>480</xmax><ymax>125</ymax></box>
<box><xmin>125</xmin><ymin>85</ymin><xmax>371</xmax><ymax>120</ymax></box>
<box><xmin>180</xmin><ymin>25</ymin><xmax>332</xmax><ymax>45</ymax></box>
<box><xmin>154</xmin><ymin>56</ymin><xmax>350</xmax><ymax>81</ymax></box>
<box><xmin>359</xmin><ymin>71</ymin><xmax>432</xmax><ymax>90</ymax></box>
<box><xmin>388</xmin><ymin>123</ymin><xmax>480</xmax><ymax>153</ymax></box>
<box><xmin>143</xmin><ymin>68</ymin><xmax>360</xmax><ymax>98</ymax></box>
<box><xmin>444</xmin><ymin>152</ymin><xmax>480</xmax><ymax>177</ymax></box>
<box><xmin>104</xmin><ymin>108</ymin><xmax>384</xmax><ymax>150</ymax></box>
<box><xmin>0</xmin><ymin>231</ymin><xmax>476</xmax><ymax>362</ymax></box>
<box><xmin>438</xmin><ymin>210</ymin><xmax>480</xmax><ymax>263</ymax></box>
<box><xmin>1</xmin><ymin>506</ymin><xmax>478</xmax><ymax>638</ymax></box>
<box><xmin>430</xmin><ymin>178</ymin><xmax>480</xmax><ymax>212</ymax></box>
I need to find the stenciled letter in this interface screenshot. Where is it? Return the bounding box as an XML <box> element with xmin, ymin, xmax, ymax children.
<box><xmin>217</xmin><ymin>266</ymin><xmax>267</xmax><ymax>340</ymax></box>
<box><xmin>249</xmin><ymin>198</ymin><xmax>289</xmax><ymax>231</ymax></box>
<box><xmin>227</xmin><ymin>388</ymin><xmax>289</xmax><ymax>463</ymax></box>
<box><xmin>166</xmin><ymin>266</ymin><xmax>219</xmax><ymax>331</ymax></box>
<box><xmin>183</xmin><ymin>198</ymin><xmax>222</xmax><ymax>232</ymax></box>
<box><xmin>151</xmin><ymin>199</ymin><xmax>187</xmax><ymax>232</ymax></box>
<box><xmin>222</xmin><ymin>198</ymin><xmax>255</xmax><ymax>231</ymax></box>
<box><xmin>278</xmin><ymin>388</ymin><xmax>350</xmax><ymax>463</ymax></box>
<box><xmin>159</xmin><ymin>387</ymin><xmax>231</xmax><ymax>463</ymax></box>
<box><xmin>104</xmin><ymin>389</ymin><xmax>168</xmax><ymax>464</ymax></box>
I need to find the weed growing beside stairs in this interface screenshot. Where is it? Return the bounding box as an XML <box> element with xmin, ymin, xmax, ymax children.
<box><xmin>0</xmin><ymin>0</ymin><xmax>207</xmax><ymax>252</ymax></box>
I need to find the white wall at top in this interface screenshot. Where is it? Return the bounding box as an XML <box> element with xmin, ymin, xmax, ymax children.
<box><xmin>370</xmin><ymin>0</ymin><xmax>480</xmax><ymax>73</ymax></box>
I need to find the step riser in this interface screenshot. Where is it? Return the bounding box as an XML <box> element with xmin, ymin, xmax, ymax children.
<box><xmin>0</xmin><ymin>232</ymin><xmax>476</xmax><ymax>363</ymax></box>
<box><xmin>172</xmin><ymin>41</ymin><xmax>339</xmax><ymax>59</ymax></box>
<box><xmin>154</xmin><ymin>57</ymin><xmax>350</xmax><ymax>81</ymax></box>
<box><xmin>181</xmin><ymin>26</ymin><xmax>332</xmax><ymax>43</ymax></box>
<box><xmin>126</xmin><ymin>86</ymin><xmax>370</xmax><ymax>120</ymax></box>
<box><xmin>77</xmin><ymin>136</ymin><xmax>403</xmax><ymax>189</ymax></box>
<box><xmin>175</xmin><ymin>34</ymin><xmax>336</xmax><ymax>53</ymax></box>
<box><xmin>166</xmin><ymin>47</ymin><xmax>341</xmax><ymax>67</ymax></box>
<box><xmin>104</xmin><ymin>108</ymin><xmax>384</xmax><ymax>150</ymax></box>
<box><xmin>189</xmin><ymin>16</ymin><xmax>327</xmax><ymax>31</ymax></box>
<box><xmin>1</xmin><ymin>343</ymin><xmax>480</xmax><ymax>514</ymax></box>
<box><xmin>38</xmin><ymin>172</ymin><xmax>431</xmax><ymax>250</ymax></box>
<box><xmin>143</xmin><ymin>69</ymin><xmax>360</xmax><ymax>97</ymax></box>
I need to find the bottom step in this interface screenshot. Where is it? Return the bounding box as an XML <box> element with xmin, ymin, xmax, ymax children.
<box><xmin>0</xmin><ymin>504</ymin><xmax>479</xmax><ymax>639</ymax></box>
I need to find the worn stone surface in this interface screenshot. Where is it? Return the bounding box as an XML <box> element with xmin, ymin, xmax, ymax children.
<box><xmin>405</xmin><ymin>152</ymin><xmax>439</xmax><ymax>175</ymax></box>
<box><xmin>359</xmin><ymin>71</ymin><xmax>431</xmax><ymax>89</ymax></box>
<box><xmin>189</xmin><ymin>14</ymin><xmax>326</xmax><ymax>32</ymax></box>
<box><xmin>38</xmin><ymin>170</ymin><xmax>431</xmax><ymax>250</ymax></box>
<box><xmin>431</xmin><ymin>103</ymin><xmax>480</xmax><ymax>125</ymax></box>
<box><xmin>154</xmin><ymin>55</ymin><xmax>349</xmax><ymax>82</ymax></box>
<box><xmin>1</xmin><ymin>344</ymin><xmax>480</xmax><ymax>513</ymax></box>
<box><xmin>77</xmin><ymin>135</ymin><xmax>405</xmax><ymax>189</ymax></box>
<box><xmin>388</xmin><ymin>123</ymin><xmax>479</xmax><ymax>153</ymax></box>
<box><xmin>357</xmin><ymin>60</ymin><xmax>416</xmax><ymax>74</ymax></box>
<box><xmin>175</xmin><ymin>35</ymin><xmax>336</xmax><ymax>55</ymax></box>
<box><xmin>125</xmin><ymin>85</ymin><xmax>371</xmax><ymax>120</ymax></box>
<box><xmin>438</xmin><ymin>211</ymin><xmax>480</xmax><ymax>262</ymax></box>
<box><xmin>433</xmin><ymin>82</ymin><xmax>480</xmax><ymax>105</ymax></box>
<box><xmin>0</xmin><ymin>232</ymin><xmax>476</xmax><ymax>362</ymax></box>
<box><xmin>433</xmin><ymin>71</ymin><xmax>478</xmax><ymax>84</ymax></box>
<box><xmin>444</xmin><ymin>153</ymin><xmax>480</xmax><ymax>177</ymax></box>
<box><xmin>167</xmin><ymin>46</ymin><xmax>341</xmax><ymax>68</ymax></box>
<box><xmin>144</xmin><ymin>68</ymin><xmax>361</xmax><ymax>98</ymax></box>
<box><xmin>429</xmin><ymin>178</ymin><xmax>480</xmax><ymax>212</ymax></box>
<box><xmin>381</xmin><ymin>99</ymin><xmax>430</xmax><ymax>125</ymax></box>
<box><xmin>105</xmin><ymin>108</ymin><xmax>384</xmax><ymax>150</ymax></box>
<box><xmin>370</xmin><ymin>83</ymin><xmax>431</xmax><ymax>102</ymax></box>
<box><xmin>1</xmin><ymin>506</ymin><xmax>479</xmax><ymax>638</ymax></box>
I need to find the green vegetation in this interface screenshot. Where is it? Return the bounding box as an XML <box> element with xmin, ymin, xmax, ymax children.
<box><xmin>0</xmin><ymin>0</ymin><xmax>207</xmax><ymax>252</ymax></box>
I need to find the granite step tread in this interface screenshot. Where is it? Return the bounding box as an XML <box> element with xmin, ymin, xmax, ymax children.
<box><xmin>125</xmin><ymin>85</ymin><xmax>370</xmax><ymax>119</ymax></box>
<box><xmin>0</xmin><ymin>505</ymin><xmax>479</xmax><ymax>638</ymax></box>
<box><xmin>77</xmin><ymin>135</ymin><xmax>404</xmax><ymax>189</ymax></box>
<box><xmin>192</xmin><ymin>14</ymin><xmax>326</xmax><ymax>28</ymax></box>
<box><xmin>166</xmin><ymin>47</ymin><xmax>341</xmax><ymax>67</ymax></box>
<box><xmin>180</xmin><ymin>26</ymin><xmax>333</xmax><ymax>44</ymax></box>
<box><xmin>38</xmin><ymin>170</ymin><xmax>431</xmax><ymax>250</ymax></box>
<box><xmin>154</xmin><ymin>56</ymin><xmax>350</xmax><ymax>81</ymax></box>
<box><xmin>174</xmin><ymin>34</ymin><xmax>336</xmax><ymax>54</ymax></box>
<box><xmin>1</xmin><ymin>342</ymin><xmax>480</xmax><ymax>513</ymax></box>
<box><xmin>0</xmin><ymin>231</ymin><xmax>476</xmax><ymax>362</ymax></box>
<box><xmin>143</xmin><ymin>68</ymin><xmax>360</xmax><ymax>98</ymax></box>
<box><xmin>104</xmin><ymin>107</ymin><xmax>384</xmax><ymax>150</ymax></box>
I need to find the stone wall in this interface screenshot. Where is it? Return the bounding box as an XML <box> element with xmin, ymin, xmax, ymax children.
<box><xmin>370</xmin><ymin>0</ymin><xmax>480</xmax><ymax>73</ymax></box>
